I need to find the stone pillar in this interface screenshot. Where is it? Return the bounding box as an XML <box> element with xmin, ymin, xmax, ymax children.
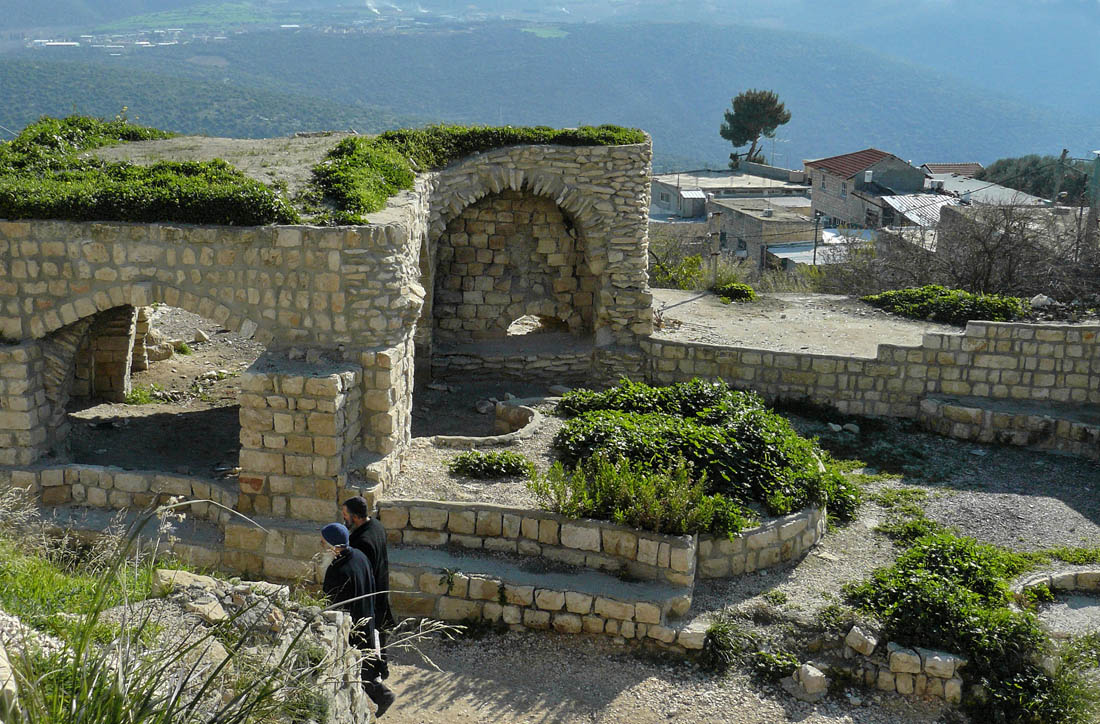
<box><xmin>90</xmin><ymin>306</ymin><xmax>137</xmax><ymax>402</ymax></box>
<box><xmin>131</xmin><ymin>306</ymin><xmax>152</xmax><ymax>372</ymax></box>
<box><xmin>359</xmin><ymin>339</ymin><xmax>414</xmax><ymax>457</ymax></box>
<box><xmin>0</xmin><ymin>341</ymin><xmax>49</xmax><ymax>466</ymax></box>
<box><xmin>237</xmin><ymin>354</ymin><xmax>363</xmax><ymax>523</ymax></box>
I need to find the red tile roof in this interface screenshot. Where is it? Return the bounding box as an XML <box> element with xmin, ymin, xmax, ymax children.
<box><xmin>804</xmin><ymin>148</ymin><xmax>892</xmax><ymax>179</ymax></box>
<box><xmin>920</xmin><ymin>162</ymin><xmax>984</xmax><ymax>177</ymax></box>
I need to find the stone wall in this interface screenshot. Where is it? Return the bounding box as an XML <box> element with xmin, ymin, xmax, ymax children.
<box><xmin>697</xmin><ymin>507</ymin><xmax>826</xmax><ymax>578</ymax></box>
<box><xmin>433</xmin><ymin>190</ymin><xmax>596</xmax><ymax>342</ymax></box>
<box><xmin>0</xmin><ymin>342</ymin><xmax>48</xmax><ymax>466</ymax></box>
<box><xmin>378</xmin><ymin>499</ymin><xmax>696</xmax><ymax>587</ymax></box>
<box><xmin>237</xmin><ymin>356</ymin><xmax>364</xmax><ymax>522</ymax></box>
<box><xmin>419</xmin><ymin>141</ymin><xmax>653</xmax><ymax>351</ymax></box>
<box><xmin>839</xmin><ymin>626</ymin><xmax>967</xmax><ymax>704</ymax></box>
<box><xmin>641</xmin><ymin>321</ymin><xmax>1100</xmax><ymax>420</ymax></box>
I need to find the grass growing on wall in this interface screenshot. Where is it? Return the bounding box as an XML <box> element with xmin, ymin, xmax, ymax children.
<box><xmin>308</xmin><ymin>123</ymin><xmax>646</xmax><ymax>223</ymax></box>
<box><xmin>0</xmin><ymin>115</ymin><xmax>300</xmax><ymax>226</ymax></box>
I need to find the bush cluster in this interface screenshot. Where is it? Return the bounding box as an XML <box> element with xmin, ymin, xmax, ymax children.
<box><xmin>0</xmin><ymin>116</ymin><xmax>299</xmax><ymax>226</ymax></box>
<box><xmin>446</xmin><ymin>450</ymin><xmax>535</xmax><ymax>479</ymax></box>
<box><xmin>846</xmin><ymin>532</ymin><xmax>1099</xmax><ymax>724</ymax></box>
<box><xmin>712</xmin><ymin>281</ymin><xmax>757</xmax><ymax>302</ymax></box>
<box><xmin>860</xmin><ymin>285</ymin><xmax>1026</xmax><ymax>326</ymax></box>
<box><xmin>553</xmin><ymin>379</ymin><xmax>861</xmax><ymax>522</ymax></box>
<box><xmin>528</xmin><ymin>456</ymin><xmax>755</xmax><ymax>539</ymax></box>
<box><xmin>310</xmin><ymin>123</ymin><xmax>646</xmax><ymax>222</ymax></box>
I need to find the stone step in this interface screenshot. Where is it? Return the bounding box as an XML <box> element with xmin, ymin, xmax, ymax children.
<box><xmin>919</xmin><ymin>395</ymin><xmax>1100</xmax><ymax>460</ymax></box>
<box><xmin>41</xmin><ymin>504</ymin><xmax>225</xmax><ymax>551</ymax></box>
<box><xmin>388</xmin><ymin>545</ymin><xmax>706</xmax><ymax>652</ymax></box>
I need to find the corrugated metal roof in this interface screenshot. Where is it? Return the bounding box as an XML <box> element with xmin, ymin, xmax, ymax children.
<box><xmin>679</xmin><ymin>188</ymin><xmax>707</xmax><ymax>199</ymax></box>
<box><xmin>804</xmin><ymin>148</ymin><xmax>891</xmax><ymax>179</ymax></box>
<box><xmin>927</xmin><ymin>174</ymin><xmax>1047</xmax><ymax>206</ymax></box>
<box><xmin>881</xmin><ymin>193</ymin><xmax>960</xmax><ymax>227</ymax></box>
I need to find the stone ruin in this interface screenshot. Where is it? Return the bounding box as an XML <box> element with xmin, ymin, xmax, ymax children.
<box><xmin>0</xmin><ymin>138</ymin><xmax>655</xmax><ymax>579</ymax></box>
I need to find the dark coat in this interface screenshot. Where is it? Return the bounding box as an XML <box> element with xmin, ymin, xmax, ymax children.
<box><xmin>349</xmin><ymin>518</ymin><xmax>394</xmax><ymax>629</ymax></box>
<box><xmin>322</xmin><ymin>546</ymin><xmax>377</xmax><ymax>646</ymax></box>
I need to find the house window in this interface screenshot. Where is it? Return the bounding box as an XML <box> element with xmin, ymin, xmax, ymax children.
<box><xmin>660</xmin><ymin>192</ymin><xmax>670</xmax><ymax>202</ymax></box>
<box><xmin>841</xmin><ymin>183</ymin><xmax>847</xmax><ymax>199</ymax></box>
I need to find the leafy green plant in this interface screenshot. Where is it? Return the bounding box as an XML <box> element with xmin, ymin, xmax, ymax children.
<box><xmin>528</xmin><ymin>456</ymin><xmax>755</xmax><ymax>538</ymax></box>
<box><xmin>861</xmin><ymin>285</ymin><xmax>1026</xmax><ymax>326</ymax></box>
<box><xmin>750</xmin><ymin>650</ymin><xmax>800</xmax><ymax>681</ymax></box>
<box><xmin>763</xmin><ymin>589</ymin><xmax>788</xmax><ymax>606</ymax></box>
<box><xmin>173</xmin><ymin>341</ymin><xmax>193</xmax><ymax>355</ymax></box>
<box><xmin>712</xmin><ymin>281</ymin><xmax>757</xmax><ymax>302</ymax></box>
<box><xmin>1023</xmin><ymin>583</ymin><xmax>1055</xmax><ymax>609</ymax></box>
<box><xmin>0</xmin><ymin>116</ymin><xmax>298</xmax><ymax>226</ymax></box>
<box><xmin>651</xmin><ymin>253</ymin><xmax>704</xmax><ymax>290</ymax></box>
<box><xmin>310</xmin><ymin>123</ymin><xmax>646</xmax><ymax>222</ymax></box>
<box><xmin>447</xmin><ymin>450</ymin><xmax>536</xmax><ymax>479</ymax></box>
<box><xmin>124</xmin><ymin>384</ymin><xmax>163</xmax><ymax>405</ymax></box>
<box><xmin>846</xmin><ymin>530</ymin><xmax>1098</xmax><ymax>724</ymax></box>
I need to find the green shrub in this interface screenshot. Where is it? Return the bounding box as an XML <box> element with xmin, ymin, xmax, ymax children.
<box><xmin>712</xmin><ymin>281</ymin><xmax>757</xmax><ymax>302</ymax></box>
<box><xmin>310</xmin><ymin>123</ymin><xmax>645</xmax><ymax>222</ymax></box>
<box><xmin>750</xmin><ymin>650</ymin><xmax>800</xmax><ymax>681</ymax></box>
<box><xmin>700</xmin><ymin>612</ymin><xmax>760</xmax><ymax>672</ymax></box>
<box><xmin>861</xmin><ymin>285</ymin><xmax>1026</xmax><ymax>326</ymax></box>
<box><xmin>0</xmin><ymin>116</ymin><xmax>299</xmax><ymax>226</ymax></box>
<box><xmin>846</xmin><ymin>530</ymin><xmax>1096</xmax><ymax>724</ymax></box>
<box><xmin>651</xmin><ymin>254</ymin><xmax>703</xmax><ymax>289</ymax></box>
<box><xmin>173</xmin><ymin>341</ymin><xmax>192</xmax><ymax>355</ymax></box>
<box><xmin>554</xmin><ymin>379</ymin><xmax>861</xmax><ymax>522</ymax></box>
<box><xmin>447</xmin><ymin>450</ymin><xmax>536</xmax><ymax>479</ymax></box>
<box><xmin>528</xmin><ymin>456</ymin><xmax>755</xmax><ymax>538</ymax></box>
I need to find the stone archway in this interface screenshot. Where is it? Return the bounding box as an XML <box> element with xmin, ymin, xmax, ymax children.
<box><xmin>432</xmin><ymin>189</ymin><xmax>596</xmax><ymax>343</ymax></box>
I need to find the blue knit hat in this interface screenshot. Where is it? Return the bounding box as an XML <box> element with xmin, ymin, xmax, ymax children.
<box><xmin>321</xmin><ymin>522</ymin><xmax>349</xmax><ymax>547</ymax></box>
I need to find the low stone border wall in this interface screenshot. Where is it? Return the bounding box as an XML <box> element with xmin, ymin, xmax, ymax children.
<box><xmin>430</xmin><ymin>348</ymin><xmax>594</xmax><ymax>383</ymax></box>
<box><xmin>838</xmin><ymin>626</ymin><xmax>967</xmax><ymax>704</ymax></box>
<box><xmin>697</xmin><ymin>507</ymin><xmax>826</xmax><ymax>578</ymax></box>
<box><xmin>388</xmin><ymin>558</ymin><xmax>706</xmax><ymax>652</ymax></box>
<box><xmin>1</xmin><ymin>464</ymin><xmax>237</xmax><ymax>524</ymax></box>
<box><xmin>429</xmin><ymin>398</ymin><xmax>547</xmax><ymax>449</ymax></box>
<box><xmin>919</xmin><ymin>397</ymin><xmax>1100</xmax><ymax>461</ymax></box>
<box><xmin>1015</xmin><ymin>568</ymin><xmax>1100</xmax><ymax>597</ymax></box>
<box><xmin>378</xmin><ymin>499</ymin><xmax>696</xmax><ymax>586</ymax></box>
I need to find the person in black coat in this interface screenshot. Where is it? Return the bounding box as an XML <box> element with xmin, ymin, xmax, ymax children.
<box><xmin>342</xmin><ymin>496</ymin><xmax>394</xmax><ymax>677</ymax></box>
<box><xmin>321</xmin><ymin>522</ymin><xmax>396</xmax><ymax>718</ymax></box>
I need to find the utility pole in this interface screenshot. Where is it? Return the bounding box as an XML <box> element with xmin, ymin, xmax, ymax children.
<box><xmin>1050</xmin><ymin>149</ymin><xmax>1069</xmax><ymax>206</ymax></box>
<box><xmin>812</xmin><ymin>213</ymin><xmax>821</xmax><ymax>266</ymax></box>
<box><xmin>1085</xmin><ymin>151</ymin><xmax>1100</xmax><ymax>249</ymax></box>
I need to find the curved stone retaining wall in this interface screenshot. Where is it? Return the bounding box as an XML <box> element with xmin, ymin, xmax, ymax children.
<box><xmin>838</xmin><ymin>626</ymin><xmax>967</xmax><ymax>704</ymax></box>
<box><xmin>697</xmin><ymin>507</ymin><xmax>826</xmax><ymax>578</ymax></box>
<box><xmin>378</xmin><ymin>499</ymin><xmax>696</xmax><ymax>587</ymax></box>
<box><xmin>1015</xmin><ymin>568</ymin><xmax>1100</xmax><ymax>597</ymax></box>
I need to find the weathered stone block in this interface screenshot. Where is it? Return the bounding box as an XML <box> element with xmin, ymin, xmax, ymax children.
<box><xmin>560</xmin><ymin>523</ymin><xmax>600</xmax><ymax>552</ymax></box>
<box><xmin>534</xmin><ymin>589</ymin><xmax>565</xmax><ymax>611</ymax></box>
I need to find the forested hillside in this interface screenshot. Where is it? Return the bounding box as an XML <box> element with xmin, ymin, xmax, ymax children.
<box><xmin>0</xmin><ymin>58</ymin><xmax>418</xmax><ymax>139</ymax></box>
<box><xmin>17</xmin><ymin>22</ymin><xmax>1093</xmax><ymax>169</ymax></box>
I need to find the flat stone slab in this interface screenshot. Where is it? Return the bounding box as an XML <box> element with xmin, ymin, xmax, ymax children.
<box><xmin>42</xmin><ymin>504</ymin><xmax>225</xmax><ymax>547</ymax></box>
<box><xmin>391</xmin><ymin>545</ymin><xmax>689</xmax><ymax>604</ymax></box>
<box><xmin>928</xmin><ymin>395</ymin><xmax>1100</xmax><ymax>427</ymax></box>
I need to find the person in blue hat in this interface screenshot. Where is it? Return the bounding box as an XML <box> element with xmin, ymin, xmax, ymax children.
<box><xmin>321</xmin><ymin>522</ymin><xmax>397</xmax><ymax>717</ymax></box>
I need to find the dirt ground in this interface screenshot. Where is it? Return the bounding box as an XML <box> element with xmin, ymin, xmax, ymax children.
<box><xmin>651</xmin><ymin>289</ymin><xmax>959</xmax><ymax>357</ymax></box>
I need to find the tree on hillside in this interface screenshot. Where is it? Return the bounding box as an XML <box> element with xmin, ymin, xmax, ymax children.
<box><xmin>720</xmin><ymin>89</ymin><xmax>791</xmax><ymax>167</ymax></box>
<box><xmin>975</xmin><ymin>154</ymin><xmax>1091</xmax><ymax>203</ymax></box>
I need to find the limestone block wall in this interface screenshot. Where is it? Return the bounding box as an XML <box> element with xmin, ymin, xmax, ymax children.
<box><xmin>696</xmin><ymin>507</ymin><xmax>826</xmax><ymax>578</ymax></box>
<box><xmin>357</xmin><ymin>339</ymin><xmax>414</xmax><ymax>458</ymax></box>
<box><xmin>836</xmin><ymin>631</ymin><xmax>968</xmax><ymax>704</ymax></box>
<box><xmin>642</xmin><ymin>322</ymin><xmax>1100</xmax><ymax>420</ymax></box>
<box><xmin>131</xmin><ymin>305</ymin><xmax>151</xmax><ymax>371</ymax></box>
<box><xmin>378</xmin><ymin>499</ymin><xmax>696</xmax><ymax>587</ymax></box>
<box><xmin>433</xmin><ymin>190</ymin><xmax>596</xmax><ymax>341</ymax></box>
<box><xmin>0</xmin><ymin>342</ymin><xmax>48</xmax><ymax>465</ymax></box>
<box><xmin>420</xmin><ymin>141</ymin><xmax>654</xmax><ymax>351</ymax></box>
<box><xmin>88</xmin><ymin>305</ymin><xmax>137</xmax><ymax>402</ymax></box>
<box><xmin>236</xmin><ymin>356</ymin><xmax>363</xmax><ymax>522</ymax></box>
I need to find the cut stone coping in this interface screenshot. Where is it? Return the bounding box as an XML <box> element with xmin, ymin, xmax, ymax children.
<box><xmin>429</xmin><ymin>396</ymin><xmax>559</xmax><ymax>448</ymax></box>
<box><xmin>392</xmin><ymin>546</ymin><xmax>688</xmax><ymax>606</ymax></box>
<box><xmin>41</xmin><ymin>504</ymin><xmax>225</xmax><ymax>547</ymax></box>
<box><xmin>1014</xmin><ymin>568</ymin><xmax>1100</xmax><ymax>597</ymax></box>
<box><xmin>925</xmin><ymin>395</ymin><xmax>1100</xmax><ymax>427</ymax></box>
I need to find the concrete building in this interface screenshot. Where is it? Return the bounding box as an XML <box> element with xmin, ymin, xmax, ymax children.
<box><xmin>925</xmin><ymin>173</ymin><xmax>1047</xmax><ymax>206</ymax></box>
<box><xmin>651</xmin><ymin>165</ymin><xmax>809</xmax><ymax>218</ymax></box>
<box><xmin>803</xmin><ymin>149</ymin><xmax>926</xmax><ymax>228</ymax></box>
<box><xmin>706</xmin><ymin>196</ymin><xmax>816</xmax><ymax>268</ymax></box>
